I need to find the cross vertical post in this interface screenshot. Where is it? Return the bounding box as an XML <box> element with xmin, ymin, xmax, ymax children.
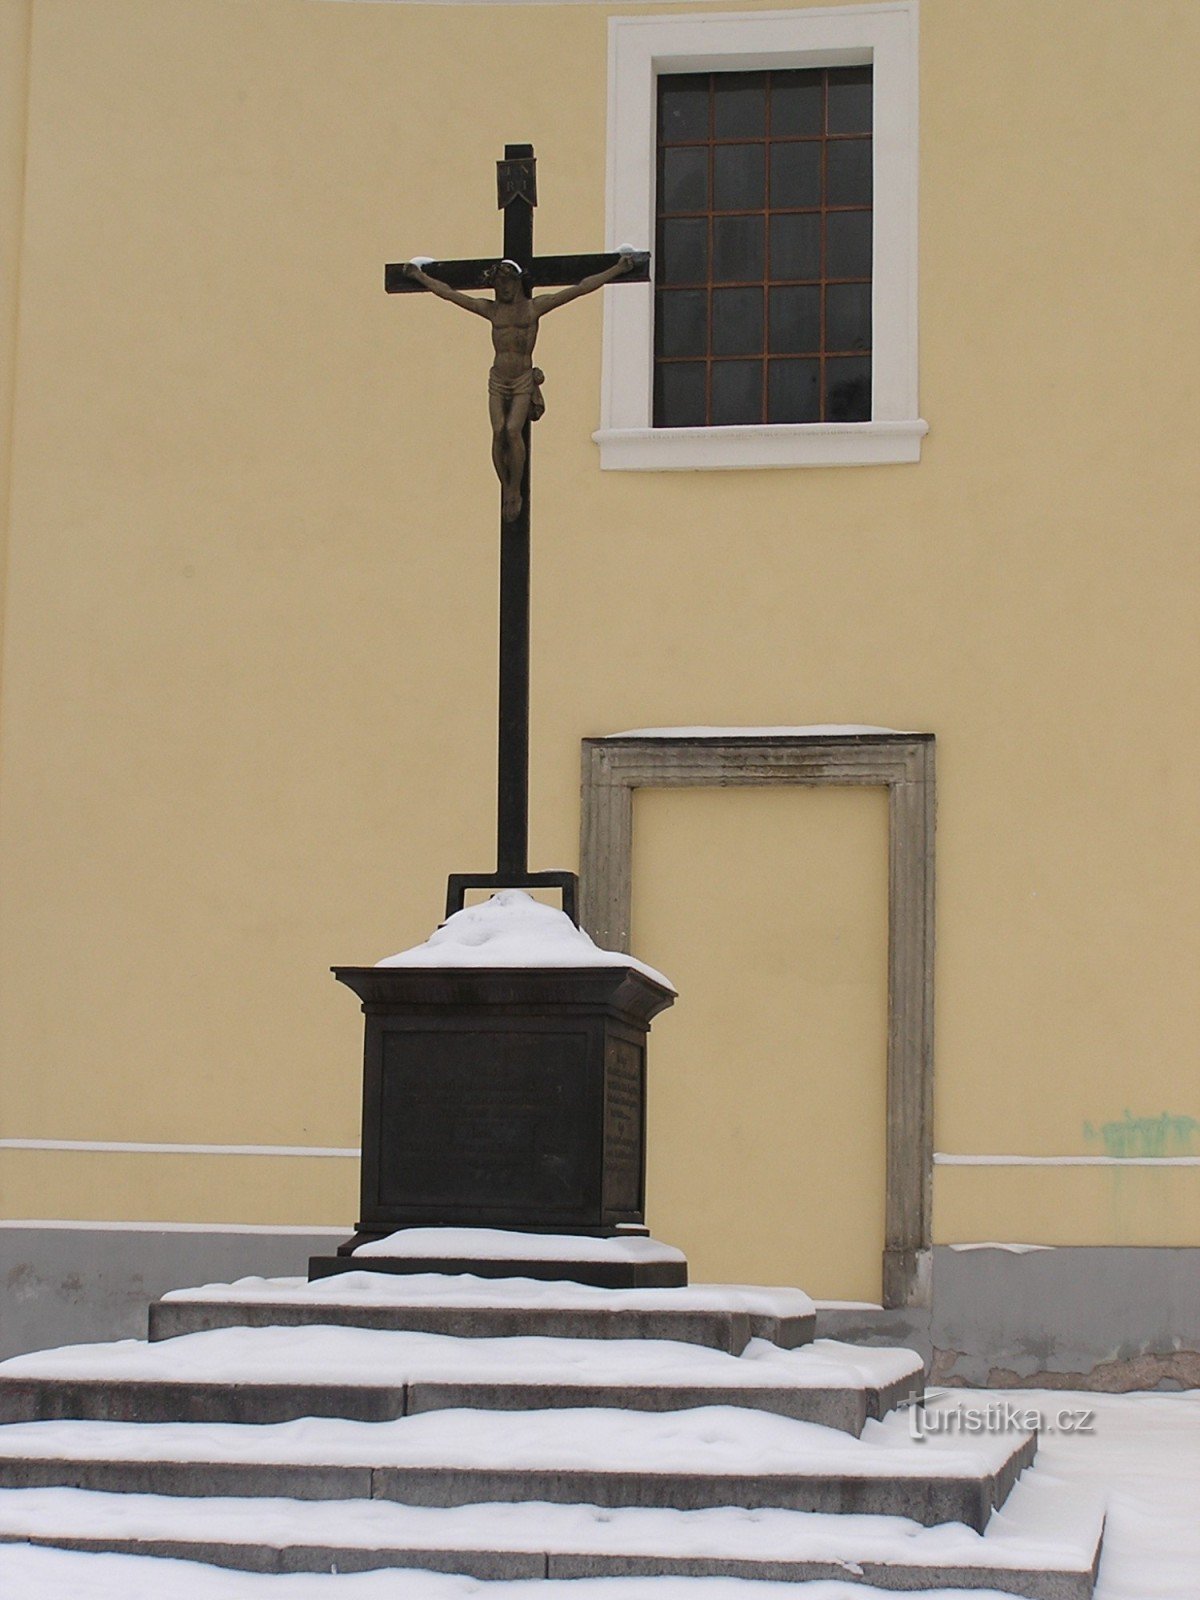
<box><xmin>496</xmin><ymin>143</ymin><xmax>534</xmax><ymax>882</ymax></box>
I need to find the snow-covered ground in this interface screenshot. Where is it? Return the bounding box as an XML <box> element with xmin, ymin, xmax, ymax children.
<box><xmin>1030</xmin><ymin>1388</ymin><xmax>1200</xmax><ymax>1598</ymax></box>
<box><xmin>0</xmin><ymin>1387</ymin><xmax>1194</xmax><ymax>1598</ymax></box>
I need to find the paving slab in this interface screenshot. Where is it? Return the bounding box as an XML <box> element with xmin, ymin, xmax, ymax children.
<box><xmin>0</xmin><ymin>1458</ymin><xmax>374</xmax><ymax>1499</ymax></box>
<box><xmin>544</xmin><ymin>1550</ymin><xmax>1099</xmax><ymax>1599</ymax></box>
<box><xmin>0</xmin><ymin>1375</ymin><xmax>872</xmax><ymax>1432</ymax></box>
<box><xmin>0</xmin><ymin>1378</ymin><xmax>407</xmax><ymax>1427</ymax></box>
<box><xmin>365</xmin><ymin>1456</ymin><xmax>1033</xmax><ymax>1531</ymax></box>
<box><xmin>6</xmin><ymin>1533</ymin><xmax>543</xmax><ymax>1581</ymax></box>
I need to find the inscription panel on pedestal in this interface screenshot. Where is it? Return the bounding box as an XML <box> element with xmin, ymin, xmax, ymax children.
<box><xmin>604</xmin><ymin>1038</ymin><xmax>644</xmax><ymax>1212</ymax></box>
<box><xmin>378</xmin><ymin>1029</ymin><xmax>590</xmax><ymax>1213</ymax></box>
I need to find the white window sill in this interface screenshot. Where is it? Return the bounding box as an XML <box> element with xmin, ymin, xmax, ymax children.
<box><xmin>593</xmin><ymin>418</ymin><xmax>928</xmax><ymax>471</ymax></box>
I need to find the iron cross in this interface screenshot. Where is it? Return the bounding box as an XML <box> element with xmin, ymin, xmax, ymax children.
<box><xmin>386</xmin><ymin>145</ymin><xmax>649</xmax><ymax>923</ymax></box>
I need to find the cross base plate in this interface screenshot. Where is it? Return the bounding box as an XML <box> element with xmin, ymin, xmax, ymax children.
<box><xmin>446</xmin><ymin>870</ymin><xmax>579</xmax><ymax>923</ymax></box>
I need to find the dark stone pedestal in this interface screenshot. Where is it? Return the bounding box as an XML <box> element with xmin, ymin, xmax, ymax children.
<box><xmin>307</xmin><ymin>1252</ymin><xmax>686</xmax><ymax>1289</ymax></box>
<box><xmin>311</xmin><ymin>964</ymin><xmax>677</xmax><ymax>1287</ymax></box>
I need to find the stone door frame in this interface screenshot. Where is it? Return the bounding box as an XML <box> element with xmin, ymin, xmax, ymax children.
<box><xmin>579</xmin><ymin>731</ymin><xmax>935</xmax><ymax>1309</ymax></box>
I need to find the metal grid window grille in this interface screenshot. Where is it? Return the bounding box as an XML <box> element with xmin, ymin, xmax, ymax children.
<box><xmin>654</xmin><ymin>67</ymin><xmax>873</xmax><ymax>429</ymax></box>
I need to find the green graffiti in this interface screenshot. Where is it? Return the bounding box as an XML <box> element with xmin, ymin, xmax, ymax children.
<box><xmin>1083</xmin><ymin>1111</ymin><xmax>1199</xmax><ymax>1158</ymax></box>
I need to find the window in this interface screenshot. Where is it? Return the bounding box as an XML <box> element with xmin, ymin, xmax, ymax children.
<box><xmin>598</xmin><ymin>4</ymin><xmax>925</xmax><ymax>471</ymax></box>
<box><xmin>655</xmin><ymin>67</ymin><xmax>873</xmax><ymax>429</ymax></box>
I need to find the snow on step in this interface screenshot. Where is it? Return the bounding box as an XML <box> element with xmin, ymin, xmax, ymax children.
<box><xmin>0</xmin><ymin>1329</ymin><xmax>920</xmax><ymax>1431</ymax></box>
<box><xmin>0</xmin><ymin>1542</ymin><xmax>1034</xmax><ymax>1600</ymax></box>
<box><xmin>151</xmin><ymin>1274</ymin><xmax>816</xmax><ymax>1351</ymax></box>
<box><xmin>157</xmin><ymin>1275</ymin><xmax>814</xmax><ymax>1318</ymax></box>
<box><xmin>0</xmin><ymin>1403</ymin><xmax>1034</xmax><ymax>1530</ymax></box>
<box><xmin>0</xmin><ymin>1330</ymin><xmax>916</xmax><ymax>1392</ymax></box>
<box><xmin>0</xmin><ymin>1473</ymin><xmax>1105</xmax><ymax>1590</ymax></box>
<box><xmin>0</xmin><ymin>1401</ymin><xmax>1015</xmax><ymax>1477</ymax></box>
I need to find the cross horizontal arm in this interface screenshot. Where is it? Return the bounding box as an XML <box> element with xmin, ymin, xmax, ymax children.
<box><xmin>384</xmin><ymin>251</ymin><xmax>650</xmax><ymax>294</ymax></box>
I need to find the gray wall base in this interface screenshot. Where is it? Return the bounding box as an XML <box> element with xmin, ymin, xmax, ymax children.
<box><xmin>814</xmin><ymin>1245</ymin><xmax>1200</xmax><ymax>1390</ymax></box>
<box><xmin>929</xmin><ymin>1244</ymin><xmax>1200</xmax><ymax>1389</ymax></box>
<box><xmin>0</xmin><ymin>1226</ymin><xmax>340</xmax><ymax>1359</ymax></box>
<box><xmin>3</xmin><ymin>1228</ymin><xmax>1198</xmax><ymax>1390</ymax></box>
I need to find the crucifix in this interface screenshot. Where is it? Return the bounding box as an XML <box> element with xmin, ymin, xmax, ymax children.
<box><xmin>386</xmin><ymin>144</ymin><xmax>650</xmax><ymax>923</ymax></box>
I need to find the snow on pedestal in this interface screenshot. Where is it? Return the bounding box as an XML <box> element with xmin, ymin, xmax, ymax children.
<box><xmin>354</xmin><ymin>1227</ymin><xmax>685</xmax><ymax>1266</ymax></box>
<box><xmin>375</xmin><ymin>889</ymin><xmax>673</xmax><ymax>991</ymax></box>
<box><xmin>607</xmin><ymin>725</ymin><xmax>908</xmax><ymax>739</ymax></box>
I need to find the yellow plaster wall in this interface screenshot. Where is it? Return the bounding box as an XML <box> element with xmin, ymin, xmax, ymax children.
<box><xmin>936</xmin><ymin>1163</ymin><xmax>1200</xmax><ymax>1250</ymax></box>
<box><xmin>0</xmin><ymin>0</ymin><xmax>1196</xmax><ymax>1274</ymax></box>
<box><xmin>633</xmin><ymin>785</ymin><xmax>889</xmax><ymax>1300</ymax></box>
<box><xmin>0</xmin><ymin>1147</ymin><xmax>356</xmax><ymax>1227</ymax></box>
<box><xmin>0</xmin><ymin>0</ymin><xmax>33</xmax><ymax>669</ymax></box>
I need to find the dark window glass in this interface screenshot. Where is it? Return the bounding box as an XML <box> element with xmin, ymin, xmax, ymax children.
<box><xmin>714</xmin><ymin>144</ymin><xmax>765</xmax><ymax>210</ymax></box>
<box><xmin>769</xmin><ymin>213</ymin><xmax>821</xmax><ymax>280</ymax></box>
<box><xmin>654</xmin><ymin>361</ymin><xmax>707</xmax><ymax>427</ymax></box>
<box><xmin>826</xmin><ymin>139</ymin><xmax>872</xmax><ymax>207</ymax></box>
<box><xmin>712</xmin><ymin>215</ymin><xmax>764</xmax><ymax>282</ymax></box>
<box><xmin>659</xmin><ymin>218</ymin><xmax>708</xmax><ymax>285</ymax></box>
<box><xmin>659</xmin><ymin>75</ymin><xmax>709</xmax><ymax>142</ymax></box>
<box><xmin>654</xmin><ymin>66</ymin><xmax>872</xmax><ymax>427</ymax></box>
<box><xmin>826</xmin><ymin>67</ymin><xmax>872</xmax><ymax>134</ymax></box>
<box><xmin>657</xmin><ymin>291</ymin><xmax>708</xmax><ymax>358</ymax></box>
<box><xmin>825</xmin><ymin>356</ymin><xmax>871</xmax><ymax>420</ymax></box>
<box><xmin>712</xmin><ymin>73</ymin><xmax>766</xmax><ymax>138</ymax></box>
<box><xmin>768</xmin><ymin>358</ymin><xmax>820</xmax><ymax>423</ymax></box>
<box><xmin>825</xmin><ymin>211</ymin><xmax>872</xmax><ymax>278</ymax></box>
<box><xmin>770</xmin><ymin>70</ymin><xmax>823</xmax><ymax>136</ymax></box>
<box><xmin>769</xmin><ymin>285</ymin><xmax>820</xmax><ymax>354</ymax></box>
<box><xmin>712</xmin><ymin>288</ymin><xmax>764</xmax><ymax>356</ymax></box>
<box><xmin>661</xmin><ymin>147</ymin><xmax>709</xmax><ymax>213</ymax></box>
<box><xmin>769</xmin><ymin>142</ymin><xmax>822</xmax><ymax>209</ymax></box>
<box><xmin>825</xmin><ymin>283</ymin><xmax>871</xmax><ymax>352</ymax></box>
<box><xmin>711</xmin><ymin>360</ymin><xmax>762</xmax><ymax>425</ymax></box>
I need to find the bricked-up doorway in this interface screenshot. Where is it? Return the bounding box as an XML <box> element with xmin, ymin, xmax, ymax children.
<box><xmin>579</xmin><ymin>731</ymin><xmax>935</xmax><ymax>1308</ymax></box>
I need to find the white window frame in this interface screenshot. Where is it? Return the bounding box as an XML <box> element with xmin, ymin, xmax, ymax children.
<box><xmin>596</xmin><ymin>2</ymin><xmax>925</xmax><ymax>471</ymax></box>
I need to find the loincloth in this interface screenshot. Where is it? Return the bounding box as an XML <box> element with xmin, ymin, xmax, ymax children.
<box><xmin>489</xmin><ymin>365</ymin><xmax>546</xmax><ymax>420</ymax></box>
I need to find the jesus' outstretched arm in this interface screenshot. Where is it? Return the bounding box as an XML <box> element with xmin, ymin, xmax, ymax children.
<box><xmin>531</xmin><ymin>248</ymin><xmax>642</xmax><ymax>317</ymax></box>
<box><xmin>403</xmin><ymin>262</ymin><xmax>494</xmax><ymax>318</ymax></box>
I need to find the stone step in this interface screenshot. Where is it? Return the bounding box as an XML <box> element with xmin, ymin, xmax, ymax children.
<box><xmin>0</xmin><ymin>1327</ymin><xmax>921</xmax><ymax>1434</ymax></box>
<box><xmin>0</xmin><ymin>1404</ymin><xmax>1036</xmax><ymax>1532</ymax></box>
<box><xmin>148</xmin><ymin>1272</ymin><xmax>816</xmax><ymax>1353</ymax></box>
<box><xmin>0</xmin><ymin>1478</ymin><xmax>1105</xmax><ymax>1597</ymax></box>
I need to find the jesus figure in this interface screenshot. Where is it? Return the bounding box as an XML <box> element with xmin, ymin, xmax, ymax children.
<box><xmin>404</xmin><ymin>249</ymin><xmax>638</xmax><ymax>522</ymax></box>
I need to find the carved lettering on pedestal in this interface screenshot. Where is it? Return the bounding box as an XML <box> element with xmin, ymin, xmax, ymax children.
<box><xmin>603</xmin><ymin>1038</ymin><xmax>644</xmax><ymax>1212</ymax></box>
